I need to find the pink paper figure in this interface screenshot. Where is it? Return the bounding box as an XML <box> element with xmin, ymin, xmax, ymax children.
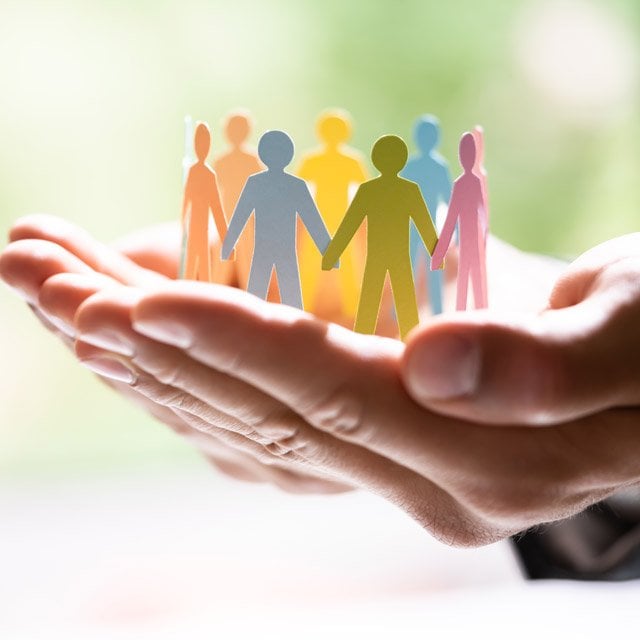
<box><xmin>431</xmin><ymin>132</ymin><xmax>487</xmax><ymax>311</ymax></box>
<box><xmin>472</xmin><ymin>126</ymin><xmax>489</xmax><ymax>307</ymax></box>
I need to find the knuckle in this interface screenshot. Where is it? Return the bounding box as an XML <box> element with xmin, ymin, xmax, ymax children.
<box><xmin>142</xmin><ymin>356</ymin><xmax>184</xmax><ymax>389</ymax></box>
<box><xmin>304</xmin><ymin>384</ymin><xmax>366</xmax><ymax>439</ymax></box>
<box><xmin>247</xmin><ymin>410</ymin><xmax>304</xmax><ymax>446</ymax></box>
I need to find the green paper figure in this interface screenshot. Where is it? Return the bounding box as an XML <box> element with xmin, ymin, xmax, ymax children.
<box><xmin>322</xmin><ymin>135</ymin><xmax>441</xmax><ymax>340</ymax></box>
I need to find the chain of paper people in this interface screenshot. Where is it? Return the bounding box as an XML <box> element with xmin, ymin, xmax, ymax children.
<box><xmin>180</xmin><ymin>109</ymin><xmax>489</xmax><ymax>340</ymax></box>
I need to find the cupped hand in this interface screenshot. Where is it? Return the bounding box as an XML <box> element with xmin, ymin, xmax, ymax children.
<box><xmin>6</xmin><ymin>215</ymin><xmax>639</xmax><ymax>547</ymax></box>
<box><xmin>0</xmin><ymin>214</ymin><xmax>350</xmax><ymax>494</ymax></box>
<box><xmin>66</xmin><ymin>266</ymin><xmax>640</xmax><ymax>546</ymax></box>
<box><xmin>403</xmin><ymin>234</ymin><xmax>640</xmax><ymax>426</ymax></box>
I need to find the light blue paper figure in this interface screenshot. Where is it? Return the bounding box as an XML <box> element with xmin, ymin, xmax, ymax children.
<box><xmin>221</xmin><ymin>130</ymin><xmax>332</xmax><ymax>309</ymax></box>
<box><xmin>400</xmin><ymin>115</ymin><xmax>452</xmax><ymax>315</ymax></box>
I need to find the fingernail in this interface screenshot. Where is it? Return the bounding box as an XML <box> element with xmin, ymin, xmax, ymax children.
<box><xmin>132</xmin><ymin>319</ymin><xmax>193</xmax><ymax>349</ymax></box>
<box><xmin>407</xmin><ymin>335</ymin><xmax>480</xmax><ymax>400</ymax></box>
<box><xmin>80</xmin><ymin>356</ymin><xmax>137</xmax><ymax>384</ymax></box>
<box><xmin>78</xmin><ymin>329</ymin><xmax>135</xmax><ymax>357</ymax></box>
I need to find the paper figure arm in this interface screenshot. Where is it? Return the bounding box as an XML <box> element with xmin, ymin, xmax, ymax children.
<box><xmin>297</xmin><ymin>183</ymin><xmax>332</xmax><ymax>254</ymax></box>
<box><xmin>321</xmin><ymin>188</ymin><xmax>366</xmax><ymax>270</ymax></box>
<box><xmin>431</xmin><ymin>184</ymin><xmax>461</xmax><ymax>269</ymax></box>
<box><xmin>221</xmin><ymin>180</ymin><xmax>254</xmax><ymax>260</ymax></box>
<box><xmin>410</xmin><ymin>184</ymin><xmax>439</xmax><ymax>258</ymax></box>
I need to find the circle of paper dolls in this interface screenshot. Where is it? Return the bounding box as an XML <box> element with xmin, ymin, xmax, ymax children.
<box><xmin>179</xmin><ymin>109</ymin><xmax>489</xmax><ymax>340</ymax></box>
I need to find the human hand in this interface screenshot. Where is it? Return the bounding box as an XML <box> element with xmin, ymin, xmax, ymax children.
<box><xmin>8</xmin><ymin>214</ymin><xmax>624</xmax><ymax>546</ymax></box>
<box><xmin>26</xmin><ymin>232</ymin><xmax>637</xmax><ymax>547</ymax></box>
<box><xmin>403</xmin><ymin>234</ymin><xmax>640</xmax><ymax>426</ymax></box>
<box><xmin>0</xmin><ymin>214</ymin><xmax>350</xmax><ymax>494</ymax></box>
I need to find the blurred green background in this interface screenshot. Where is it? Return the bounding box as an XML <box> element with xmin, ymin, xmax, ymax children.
<box><xmin>1</xmin><ymin>0</ymin><xmax>639</xmax><ymax>476</ymax></box>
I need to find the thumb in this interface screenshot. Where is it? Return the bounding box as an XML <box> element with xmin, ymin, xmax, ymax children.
<box><xmin>401</xmin><ymin>278</ymin><xmax>640</xmax><ymax>426</ymax></box>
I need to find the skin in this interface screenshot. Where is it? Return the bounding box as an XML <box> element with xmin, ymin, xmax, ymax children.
<box><xmin>3</xmin><ymin>215</ymin><xmax>640</xmax><ymax>547</ymax></box>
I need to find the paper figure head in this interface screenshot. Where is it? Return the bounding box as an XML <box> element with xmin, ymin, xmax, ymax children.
<box><xmin>472</xmin><ymin>126</ymin><xmax>485</xmax><ymax>170</ymax></box>
<box><xmin>459</xmin><ymin>132</ymin><xmax>477</xmax><ymax>172</ymax></box>
<box><xmin>194</xmin><ymin>122</ymin><xmax>211</xmax><ymax>162</ymax></box>
<box><xmin>258</xmin><ymin>130</ymin><xmax>294</xmax><ymax>171</ymax></box>
<box><xmin>224</xmin><ymin>110</ymin><xmax>253</xmax><ymax>147</ymax></box>
<box><xmin>371</xmin><ymin>135</ymin><xmax>408</xmax><ymax>176</ymax></box>
<box><xmin>413</xmin><ymin>115</ymin><xmax>441</xmax><ymax>154</ymax></box>
<box><xmin>316</xmin><ymin>109</ymin><xmax>352</xmax><ymax>147</ymax></box>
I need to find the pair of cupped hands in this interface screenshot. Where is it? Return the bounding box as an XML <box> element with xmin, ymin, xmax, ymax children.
<box><xmin>2</xmin><ymin>214</ymin><xmax>640</xmax><ymax>547</ymax></box>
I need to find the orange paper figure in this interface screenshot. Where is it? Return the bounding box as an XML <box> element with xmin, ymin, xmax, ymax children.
<box><xmin>181</xmin><ymin>122</ymin><xmax>231</xmax><ymax>282</ymax></box>
<box><xmin>297</xmin><ymin>110</ymin><xmax>368</xmax><ymax>316</ymax></box>
<box><xmin>322</xmin><ymin>135</ymin><xmax>440</xmax><ymax>340</ymax></box>
<box><xmin>431</xmin><ymin>132</ymin><xmax>487</xmax><ymax>311</ymax></box>
<box><xmin>472</xmin><ymin>125</ymin><xmax>489</xmax><ymax>307</ymax></box>
<box><xmin>214</xmin><ymin>110</ymin><xmax>264</xmax><ymax>289</ymax></box>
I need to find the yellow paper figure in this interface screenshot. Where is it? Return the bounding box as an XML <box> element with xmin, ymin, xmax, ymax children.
<box><xmin>182</xmin><ymin>122</ymin><xmax>231</xmax><ymax>282</ymax></box>
<box><xmin>298</xmin><ymin>110</ymin><xmax>368</xmax><ymax>317</ymax></box>
<box><xmin>214</xmin><ymin>110</ymin><xmax>264</xmax><ymax>289</ymax></box>
<box><xmin>322</xmin><ymin>135</ymin><xmax>440</xmax><ymax>340</ymax></box>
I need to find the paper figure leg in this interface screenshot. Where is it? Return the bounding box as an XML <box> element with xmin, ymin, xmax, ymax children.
<box><xmin>248</xmin><ymin>255</ymin><xmax>274</xmax><ymax>301</ymax></box>
<box><xmin>471</xmin><ymin>265</ymin><xmax>486</xmax><ymax>310</ymax></box>
<box><xmin>409</xmin><ymin>225</ymin><xmax>424</xmax><ymax>285</ymax></box>
<box><xmin>354</xmin><ymin>262</ymin><xmax>387</xmax><ymax>336</ymax></box>
<box><xmin>478</xmin><ymin>236</ymin><xmax>489</xmax><ymax>307</ymax></box>
<box><xmin>338</xmin><ymin>247</ymin><xmax>360</xmax><ymax>317</ymax></box>
<box><xmin>389</xmin><ymin>263</ymin><xmax>420</xmax><ymax>340</ymax></box>
<box><xmin>184</xmin><ymin>223</ymin><xmax>211</xmax><ymax>283</ymax></box>
<box><xmin>275</xmin><ymin>259</ymin><xmax>303</xmax><ymax>310</ymax></box>
<box><xmin>184</xmin><ymin>245</ymin><xmax>197</xmax><ymax>280</ymax></box>
<box><xmin>299</xmin><ymin>235</ymin><xmax>321</xmax><ymax>310</ymax></box>
<box><xmin>456</xmin><ymin>261</ymin><xmax>470</xmax><ymax>311</ymax></box>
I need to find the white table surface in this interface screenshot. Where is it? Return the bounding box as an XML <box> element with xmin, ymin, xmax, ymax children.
<box><xmin>0</xmin><ymin>467</ymin><xmax>637</xmax><ymax>639</ymax></box>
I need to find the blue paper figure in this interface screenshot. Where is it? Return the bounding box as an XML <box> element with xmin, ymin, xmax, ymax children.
<box><xmin>400</xmin><ymin>115</ymin><xmax>452</xmax><ymax>315</ymax></box>
<box><xmin>221</xmin><ymin>130</ymin><xmax>332</xmax><ymax>309</ymax></box>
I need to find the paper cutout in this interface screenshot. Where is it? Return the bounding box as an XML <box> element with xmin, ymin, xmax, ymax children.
<box><xmin>179</xmin><ymin>115</ymin><xmax>196</xmax><ymax>279</ymax></box>
<box><xmin>322</xmin><ymin>135</ymin><xmax>440</xmax><ymax>340</ymax></box>
<box><xmin>431</xmin><ymin>132</ymin><xmax>487</xmax><ymax>311</ymax></box>
<box><xmin>221</xmin><ymin>130</ymin><xmax>332</xmax><ymax>309</ymax></box>
<box><xmin>297</xmin><ymin>109</ymin><xmax>368</xmax><ymax>317</ymax></box>
<box><xmin>214</xmin><ymin>110</ymin><xmax>264</xmax><ymax>289</ymax></box>
<box><xmin>472</xmin><ymin>125</ymin><xmax>489</xmax><ymax>307</ymax></box>
<box><xmin>400</xmin><ymin>115</ymin><xmax>452</xmax><ymax>316</ymax></box>
<box><xmin>181</xmin><ymin>122</ymin><xmax>231</xmax><ymax>282</ymax></box>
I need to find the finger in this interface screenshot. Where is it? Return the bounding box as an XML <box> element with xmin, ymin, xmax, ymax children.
<box><xmin>74</xmin><ymin>339</ymin><xmax>336</xmax><ymax>493</ymax></box>
<box><xmin>39</xmin><ymin>272</ymin><xmax>120</xmax><ymax>335</ymax></box>
<box><xmin>0</xmin><ymin>239</ymin><xmax>94</xmax><ymax>303</ymax></box>
<box><xmin>74</xmin><ymin>334</ymin><xmax>325</xmax><ymax>482</ymax></box>
<box><xmin>76</xmin><ymin>286</ymin><xmax>480</xmax><ymax>541</ymax></box>
<box><xmin>8</xmin><ymin>213</ymin><xmax>165</xmax><ymax>287</ymax></box>
<box><xmin>403</xmin><ymin>267</ymin><xmax>640</xmax><ymax>425</ymax></box>
<box><xmin>128</xmin><ymin>284</ymin><xmax>479</xmax><ymax>482</ymax></box>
